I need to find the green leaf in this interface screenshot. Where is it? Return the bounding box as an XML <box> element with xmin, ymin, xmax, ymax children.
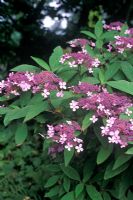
<box><xmin>57</xmin><ymin>66</ymin><xmax>77</xmax><ymax>82</ymax></box>
<box><xmin>102</xmin><ymin>31</ymin><xmax>117</xmax><ymax>41</ymax></box>
<box><xmin>83</xmin><ymin>159</ymin><xmax>95</xmax><ymax>183</ymax></box>
<box><xmin>97</xmin><ymin>145</ymin><xmax>113</xmax><ymax>164</ymax></box>
<box><xmin>120</xmin><ymin>24</ymin><xmax>129</xmax><ymax>35</ymax></box>
<box><xmin>15</xmin><ymin>123</ymin><xmax>28</xmax><ymax>145</ymax></box>
<box><xmin>127</xmin><ymin>190</ymin><xmax>133</xmax><ymax>200</ymax></box>
<box><xmin>96</xmin><ymin>39</ymin><xmax>103</xmax><ymax>48</ymax></box>
<box><xmin>95</xmin><ymin>21</ymin><xmax>103</xmax><ymax>38</ymax></box>
<box><xmin>81</xmin><ymin>31</ymin><xmax>96</xmax><ymax>39</ymax></box>
<box><xmin>24</xmin><ymin>101</ymin><xmax>50</xmax><ymax>122</ymax></box>
<box><xmin>76</xmin><ymin>192</ymin><xmax>85</xmax><ymax>200</ymax></box>
<box><xmin>113</xmin><ymin>71</ymin><xmax>125</xmax><ymax>81</ymax></box>
<box><xmin>75</xmin><ymin>183</ymin><xmax>84</xmax><ymax>198</ymax></box>
<box><xmin>104</xmin><ymin>162</ymin><xmax>129</xmax><ymax>180</ymax></box>
<box><xmin>0</xmin><ymin>96</ymin><xmax>9</xmax><ymax>102</ymax></box>
<box><xmin>58</xmin><ymin>186</ymin><xmax>65</xmax><ymax>197</ymax></box>
<box><xmin>45</xmin><ymin>186</ymin><xmax>60</xmax><ymax>197</ymax></box>
<box><xmin>125</xmin><ymin>147</ymin><xmax>133</xmax><ymax>154</ymax></box>
<box><xmin>28</xmin><ymin>93</ymin><xmax>43</xmax><ymax>105</ymax></box>
<box><xmin>82</xmin><ymin>111</ymin><xmax>93</xmax><ymax>131</ymax></box>
<box><xmin>11</xmin><ymin>64</ymin><xmax>40</xmax><ymax>72</ymax></box>
<box><xmin>63</xmin><ymin>176</ymin><xmax>70</xmax><ymax>192</ymax></box>
<box><xmin>105</xmin><ymin>62</ymin><xmax>120</xmax><ymax>81</ymax></box>
<box><xmin>102</xmin><ymin>192</ymin><xmax>111</xmax><ymax>200</ymax></box>
<box><xmin>61</xmin><ymin>191</ymin><xmax>75</xmax><ymax>200</ymax></box>
<box><xmin>113</xmin><ymin>154</ymin><xmax>132</xmax><ymax>169</ymax></box>
<box><xmin>50</xmin><ymin>90</ymin><xmax>74</xmax><ymax>108</ymax></box>
<box><xmin>60</xmin><ymin>165</ymin><xmax>80</xmax><ymax>181</ymax></box>
<box><xmin>31</xmin><ymin>56</ymin><xmax>51</xmax><ymax>71</ymax></box>
<box><xmin>64</xmin><ymin>148</ymin><xmax>74</xmax><ymax>167</ymax></box>
<box><xmin>99</xmin><ymin>69</ymin><xmax>105</xmax><ymax>84</ymax></box>
<box><xmin>85</xmin><ymin>44</ymin><xmax>95</xmax><ymax>56</ymax></box>
<box><xmin>81</xmin><ymin>77</ymin><xmax>100</xmax><ymax>84</ymax></box>
<box><xmin>0</xmin><ymin>107</ymin><xmax>10</xmax><ymax>115</ymax></box>
<box><xmin>4</xmin><ymin>106</ymin><xmax>29</xmax><ymax>126</ymax></box>
<box><xmin>86</xmin><ymin>185</ymin><xmax>103</xmax><ymax>200</ymax></box>
<box><xmin>44</xmin><ymin>164</ymin><xmax>61</xmax><ymax>172</ymax></box>
<box><xmin>19</xmin><ymin>91</ymin><xmax>31</xmax><ymax>107</ymax></box>
<box><xmin>45</xmin><ymin>176</ymin><xmax>59</xmax><ymax>188</ymax></box>
<box><xmin>121</xmin><ymin>61</ymin><xmax>133</xmax><ymax>81</ymax></box>
<box><xmin>49</xmin><ymin>46</ymin><xmax>63</xmax><ymax>72</ymax></box>
<box><xmin>107</xmin><ymin>80</ymin><xmax>133</xmax><ymax>95</ymax></box>
<box><xmin>94</xmin><ymin>125</ymin><xmax>108</xmax><ymax>147</ymax></box>
<box><xmin>117</xmin><ymin>171</ymin><xmax>132</xmax><ymax>199</ymax></box>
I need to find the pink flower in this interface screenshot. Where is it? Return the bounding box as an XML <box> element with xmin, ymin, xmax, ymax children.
<box><xmin>59</xmin><ymin>82</ymin><xmax>66</xmax><ymax>89</ymax></box>
<box><xmin>92</xmin><ymin>58</ymin><xmax>100</xmax><ymax>68</ymax></box>
<box><xmin>56</xmin><ymin>91</ymin><xmax>64</xmax><ymax>97</ymax></box>
<box><xmin>68</xmin><ymin>61</ymin><xmax>78</xmax><ymax>68</ymax></box>
<box><xmin>65</xmin><ymin>143</ymin><xmax>73</xmax><ymax>151</ymax></box>
<box><xmin>75</xmin><ymin>144</ymin><xmax>83</xmax><ymax>152</ymax></box>
<box><xmin>70</xmin><ymin>100</ymin><xmax>79</xmax><ymax>111</ymax></box>
<box><xmin>103</xmin><ymin>21</ymin><xmax>124</xmax><ymax>31</ymax></box>
<box><xmin>90</xmin><ymin>115</ymin><xmax>98</xmax><ymax>123</ymax></box>
<box><xmin>125</xmin><ymin>108</ymin><xmax>132</xmax><ymax>116</ymax></box>
<box><xmin>97</xmin><ymin>104</ymin><xmax>105</xmax><ymax>111</ymax></box>
<box><xmin>18</xmin><ymin>81</ymin><xmax>31</xmax><ymax>91</ymax></box>
<box><xmin>41</xmin><ymin>89</ymin><xmax>50</xmax><ymax>98</ymax></box>
<box><xmin>47</xmin><ymin>125</ymin><xmax>55</xmax><ymax>138</ymax></box>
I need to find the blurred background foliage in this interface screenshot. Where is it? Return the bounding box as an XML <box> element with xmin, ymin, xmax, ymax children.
<box><xmin>1</xmin><ymin>0</ymin><xmax>133</xmax><ymax>78</ymax></box>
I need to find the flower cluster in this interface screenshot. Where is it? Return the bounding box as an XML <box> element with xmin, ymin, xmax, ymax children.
<box><xmin>103</xmin><ymin>21</ymin><xmax>124</xmax><ymax>31</ymax></box>
<box><xmin>60</xmin><ymin>51</ymin><xmax>100</xmax><ymax>73</ymax></box>
<box><xmin>71</xmin><ymin>82</ymin><xmax>100</xmax><ymax>94</ymax></box>
<box><xmin>47</xmin><ymin>121</ymin><xmax>83</xmax><ymax>153</ymax></box>
<box><xmin>114</xmin><ymin>35</ymin><xmax>133</xmax><ymax>53</ymax></box>
<box><xmin>101</xmin><ymin>117</ymin><xmax>133</xmax><ymax>147</ymax></box>
<box><xmin>69</xmin><ymin>82</ymin><xmax>133</xmax><ymax>147</ymax></box>
<box><xmin>0</xmin><ymin>71</ymin><xmax>66</xmax><ymax>98</ymax></box>
<box><xmin>60</xmin><ymin>37</ymin><xmax>99</xmax><ymax>73</ymax></box>
<box><xmin>125</xmin><ymin>28</ymin><xmax>133</xmax><ymax>35</ymax></box>
<box><xmin>68</xmin><ymin>38</ymin><xmax>95</xmax><ymax>49</ymax></box>
<box><xmin>68</xmin><ymin>38</ymin><xmax>89</xmax><ymax>48</ymax></box>
<box><xmin>70</xmin><ymin>89</ymin><xmax>132</xmax><ymax>117</ymax></box>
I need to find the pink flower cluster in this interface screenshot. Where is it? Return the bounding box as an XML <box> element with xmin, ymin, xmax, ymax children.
<box><xmin>68</xmin><ymin>38</ymin><xmax>95</xmax><ymax>48</ymax></box>
<box><xmin>69</xmin><ymin>82</ymin><xmax>133</xmax><ymax>147</ymax></box>
<box><xmin>72</xmin><ymin>82</ymin><xmax>100</xmax><ymax>94</ymax></box>
<box><xmin>114</xmin><ymin>35</ymin><xmax>133</xmax><ymax>53</ymax></box>
<box><xmin>68</xmin><ymin>38</ymin><xmax>89</xmax><ymax>48</ymax></box>
<box><xmin>60</xmin><ymin>38</ymin><xmax>99</xmax><ymax>73</ymax></box>
<box><xmin>101</xmin><ymin>117</ymin><xmax>133</xmax><ymax>147</ymax></box>
<box><xmin>0</xmin><ymin>71</ymin><xmax>66</xmax><ymax>98</ymax></box>
<box><xmin>125</xmin><ymin>28</ymin><xmax>133</xmax><ymax>35</ymax></box>
<box><xmin>60</xmin><ymin>51</ymin><xmax>100</xmax><ymax>73</ymax></box>
<box><xmin>103</xmin><ymin>21</ymin><xmax>124</xmax><ymax>31</ymax></box>
<box><xmin>47</xmin><ymin>121</ymin><xmax>83</xmax><ymax>153</ymax></box>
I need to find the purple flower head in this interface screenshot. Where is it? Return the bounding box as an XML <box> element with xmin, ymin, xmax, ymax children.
<box><xmin>125</xmin><ymin>28</ymin><xmax>133</xmax><ymax>35</ymax></box>
<box><xmin>114</xmin><ymin>36</ymin><xmax>133</xmax><ymax>53</ymax></box>
<box><xmin>101</xmin><ymin>118</ymin><xmax>133</xmax><ymax>148</ymax></box>
<box><xmin>46</xmin><ymin>121</ymin><xmax>83</xmax><ymax>152</ymax></box>
<box><xmin>68</xmin><ymin>38</ymin><xmax>89</xmax><ymax>48</ymax></box>
<box><xmin>72</xmin><ymin>82</ymin><xmax>99</xmax><ymax>94</ymax></box>
<box><xmin>104</xmin><ymin>21</ymin><xmax>124</xmax><ymax>31</ymax></box>
<box><xmin>60</xmin><ymin>51</ymin><xmax>100</xmax><ymax>73</ymax></box>
<box><xmin>1</xmin><ymin>71</ymin><xmax>65</xmax><ymax>99</ymax></box>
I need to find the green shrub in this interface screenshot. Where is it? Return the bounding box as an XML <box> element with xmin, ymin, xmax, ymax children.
<box><xmin>0</xmin><ymin>21</ymin><xmax>133</xmax><ymax>199</ymax></box>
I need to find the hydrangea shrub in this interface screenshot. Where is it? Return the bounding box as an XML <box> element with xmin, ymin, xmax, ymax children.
<box><xmin>1</xmin><ymin>21</ymin><xmax>133</xmax><ymax>199</ymax></box>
